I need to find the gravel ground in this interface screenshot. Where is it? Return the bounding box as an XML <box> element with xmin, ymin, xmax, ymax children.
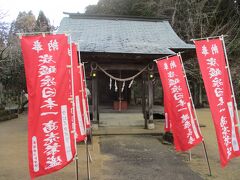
<box><xmin>100</xmin><ymin>135</ymin><xmax>202</xmax><ymax>180</ymax></box>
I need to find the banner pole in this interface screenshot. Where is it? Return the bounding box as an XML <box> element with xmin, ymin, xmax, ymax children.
<box><xmin>16</xmin><ymin>31</ymin><xmax>55</xmax><ymax>37</ymax></box>
<box><xmin>69</xmin><ymin>36</ymin><xmax>79</xmax><ymax>180</ymax></box>
<box><xmin>190</xmin><ymin>35</ymin><xmax>228</xmax><ymax>42</ymax></box>
<box><xmin>77</xmin><ymin>42</ymin><xmax>91</xmax><ymax>128</ymax></box>
<box><xmin>201</xmin><ymin>140</ymin><xmax>212</xmax><ymax>176</ymax></box>
<box><xmin>77</xmin><ymin>43</ymin><xmax>91</xmax><ymax>180</ymax></box>
<box><xmin>86</xmin><ymin>139</ymin><xmax>91</xmax><ymax>180</ymax></box>
<box><xmin>178</xmin><ymin>53</ymin><xmax>212</xmax><ymax>176</ymax></box>
<box><xmin>82</xmin><ymin>62</ymin><xmax>92</xmax><ymax>128</ymax></box>
<box><xmin>76</xmin><ymin>44</ymin><xmax>87</xmax><ymax>136</ymax></box>
<box><xmin>189</xmin><ymin>150</ymin><xmax>192</xmax><ymax>161</ymax></box>
<box><xmin>82</xmin><ymin>62</ymin><xmax>94</xmax><ymax>159</ymax></box>
<box><xmin>153</xmin><ymin>54</ymin><xmax>175</xmax><ymax>62</ymax></box>
<box><xmin>83</xmin><ymin>63</ymin><xmax>91</xmax><ymax>180</ymax></box>
<box><xmin>220</xmin><ymin>35</ymin><xmax>240</xmax><ymax>129</ymax></box>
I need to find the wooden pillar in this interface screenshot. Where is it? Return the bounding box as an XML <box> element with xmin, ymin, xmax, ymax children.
<box><xmin>147</xmin><ymin>70</ymin><xmax>154</xmax><ymax>129</ymax></box>
<box><xmin>199</xmin><ymin>82</ymin><xmax>203</xmax><ymax>107</ymax></box>
<box><xmin>0</xmin><ymin>82</ymin><xmax>3</xmax><ymax>105</ymax></box>
<box><xmin>91</xmin><ymin>69</ymin><xmax>99</xmax><ymax>129</ymax></box>
<box><xmin>193</xmin><ymin>81</ymin><xmax>199</xmax><ymax>107</ymax></box>
<box><xmin>161</xmin><ymin>85</ymin><xmax>164</xmax><ymax>106</ymax></box>
<box><xmin>142</xmin><ymin>72</ymin><xmax>148</xmax><ymax>129</ymax></box>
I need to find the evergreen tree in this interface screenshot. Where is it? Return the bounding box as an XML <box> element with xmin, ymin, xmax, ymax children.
<box><xmin>35</xmin><ymin>10</ymin><xmax>51</xmax><ymax>32</ymax></box>
<box><xmin>14</xmin><ymin>11</ymin><xmax>36</xmax><ymax>33</ymax></box>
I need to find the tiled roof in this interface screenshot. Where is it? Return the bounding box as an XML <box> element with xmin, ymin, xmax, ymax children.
<box><xmin>57</xmin><ymin>14</ymin><xmax>194</xmax><ymax>55</ymax></box>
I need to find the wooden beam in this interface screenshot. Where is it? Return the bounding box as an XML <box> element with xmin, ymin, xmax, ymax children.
<box><xmin>96</xmin><ymin>64</ymin><xmax>147</xmax><ymax>71</ymax></box>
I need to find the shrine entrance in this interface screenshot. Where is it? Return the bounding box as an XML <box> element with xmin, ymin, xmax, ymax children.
<box><xmin>87</xmin><ymin>61</ymin><xmax>160</xmax><ymax>129</ymax></box>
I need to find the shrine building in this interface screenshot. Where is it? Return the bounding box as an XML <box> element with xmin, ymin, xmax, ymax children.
<box><xmin>57</xmin><ymin>13</ymin><xmax>198</xmax><ymax>128</ymax></box>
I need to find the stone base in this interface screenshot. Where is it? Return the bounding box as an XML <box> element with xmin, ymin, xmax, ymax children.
<box><xmin>147</xmin><ymin>123</ymin><xmax>155</xmax><ymax>130</ymax></box>
<box><xmin>92</xmin><ymin>123</ymin><xmax>99</xmax><ymax>130</ymax></box>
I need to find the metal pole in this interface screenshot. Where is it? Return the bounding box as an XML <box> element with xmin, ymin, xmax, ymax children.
<box><xmin>189</xmin><ymin>150</ymin><xmax>192</xmax><ymax>161</ymax></box>
<box><xmin>153</xmin><ymin>51</ymin><xmax>186</xmax><ymax>62</ymax></box>
<box><xmin>190</xmin><ymin>35</ymin><xmax>228</xmax><ymax>42</ymax></box>
<box><xmin>201</xmin><ymin>141</ymin><xmax>212</xmax><ymax>176</ymax></box>
<box><xmin>86</xmin><ymin>140</ymin><xmax>91</xmax><ymax>180</ymax></box>
<box><xmin>75</xmin><ymin>157</ymin><xmax>79</xmax><ymax>180</ymax></box>
<box><xmin>154</xmin><ymin>53</ymin><xmax>176</xmax><ymax>62</ymax></box>
<box><xmin>82</xmin><ymin>63</ymin><xmax>92</xmax><ymax>126</ymax></box>
<box><xmin>69</xmin><ymin>36</ymin><xmax>79</xmax><ymax>180</ymax></box>
<box><xmin>77</xmin><ymin>42</ymin><xmax>91</xmax><ymax>180</ymax></box>
<box><xmin>77</xmin><ymin>43</ymin><xmax>89</xmax><ymax>130</ymax></box>
<box><xmin>82</xmin><ymin>62</ymin><xmax>95</xmax><ymax>152</ymax></box>
<box><xmin>178</xmin><ymin>53</ymin><xmax>212</xmax><ymax>176</ymax></box>
<box><xmin>78</xmin><ymin>41</ymin><xmax>91</xmax><ymax>127</ymax></box>
<box><xmin>88</xmin><ymin>148</ymin><xmax>93</xmax><ymax>162</ymax></box>
<box><xmin>220</xmin><ymin>35</ymin><xmax>240</xmax><ymax>130</ymax></box>
<box><xmin>16</xmin><ymin>31</ymin><xmax>55</xmax><ymax>37</ymax></box>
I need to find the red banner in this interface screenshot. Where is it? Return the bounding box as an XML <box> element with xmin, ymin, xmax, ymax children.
<box><xmin>156</xmin><ymin>55</ymin><xmax>202</xmax><ymax>151</ymax></box>
<box><xmin>71</xmin><ymin>43</ymin><xmax>86</xmax><ymax>142</ymax></box>
<box><xmin>21</xmin><ymin>34</ymin><xmax>76</xmax><ymax>178</ymax></box>
<box><xmin>195</xmin><ymin>38</ymin><xmax>240</xmax><ymax>167</ymax></box>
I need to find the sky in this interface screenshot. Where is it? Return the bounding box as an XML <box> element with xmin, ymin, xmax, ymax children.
<box><xmin>0</xmin><ymin>0</ymin><xmax>99</xmax><ymax>26</ymax></box>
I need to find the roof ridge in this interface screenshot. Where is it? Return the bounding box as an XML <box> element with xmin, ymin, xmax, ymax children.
<box><xmin>63</xmin><ymin>12</ymin><xmax>170</xmax><ymax>22</ymax></box>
